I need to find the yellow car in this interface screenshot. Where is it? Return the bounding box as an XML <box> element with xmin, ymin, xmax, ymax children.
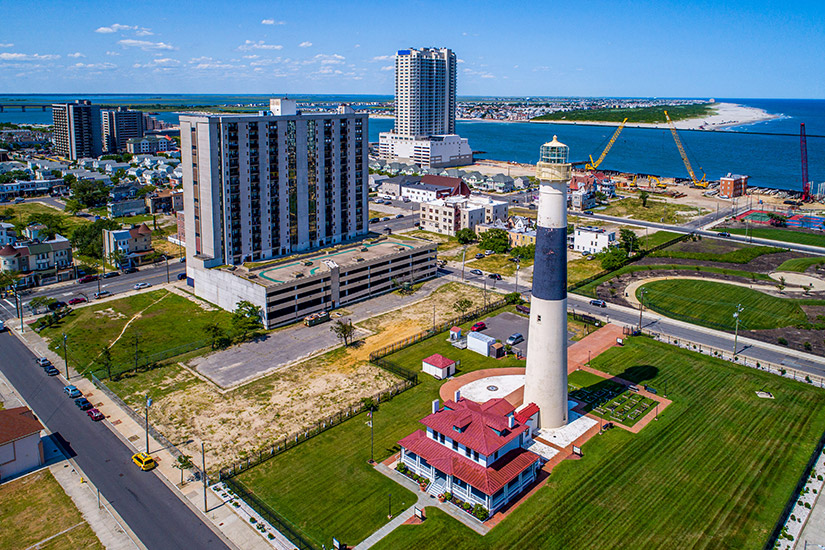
<box><xmin>131</xmin><ymin>452</ymin><xmax>157</xmax><ymax>471</ymax></box>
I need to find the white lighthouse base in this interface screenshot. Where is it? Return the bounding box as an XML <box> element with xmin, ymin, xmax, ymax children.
<box><xmin>535</xmin><ymin>400</ymin><xmax>598</xmax><ymax>449</ymax></box>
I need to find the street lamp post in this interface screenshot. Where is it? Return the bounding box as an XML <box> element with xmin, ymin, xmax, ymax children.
<box><xmin>733</xmin><ymin>304</ymin><xmax>744</xmax><ymax>355</ymax></box>
<box><xmin>515</xmin><ymin>263</ymin><xmax>520</xmax><ymax>296</ymax></box>
<box><xmin>62</xmin><ymin>333</ymin><xmax>69</xmax><ymax>379</ymax></box>
<box><xmin>202</xmin><ymin>442</ymin><xmax>208</xmax><ymax>513</ymax></box>
<box><xmin>460</xmin><ymin>245</ymin><xmax>467</xmax><ymax>281</ymax></box>
<box><xmin>368</xmin><ymin>408</ymin><xmax>375</xmax><ymax>463</ymax></box>
<box><xmin>638</xmin><ymin>289</ymin><xmax>645</xmax><ymax>332</ymax></box>
<box><xmin>144</xmin><ymin>394</ymin><xmax>152</xmax><ymax>453</ymax></box>
<box><xmin>164</xmin><ymin>255</ymin><xmax>170</xmax><ymax>284</ymax></box>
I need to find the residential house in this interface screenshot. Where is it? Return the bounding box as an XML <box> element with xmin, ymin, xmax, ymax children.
<box><xmin>420</xmin><ymin>175</ymin><xmax>470</xmax><ymax>197</ymax></box>
<box><xmin>462</xmin><ymin>171</ymin><xmax>486</xmax><ymax>187</ymax></box>
<box><xmin>0</xmin><ymin>222</ymin><xmax>16</xmax><ymax>246</ymax></box>
<box><xmin>0</xmin><ymin>407</ymin><xmax>44</xmax><ymax>481</ymax></box>
<box><xmin>109</xmin><ymin>182</ymin><xmax>142</xmax><ymax>202</ymax></box>
<box><xmin>146</xmin><ymin>189</ymin><xmax>183</xmax><ymax>213</ymax></box>
<box><xmin>103</xmin><ymin>223</ymin><xmax>154</xmax><ymax>267</ymax></box>
<box><xmin>108</xmin><ymin>198</ymin><xmax>147</xmax><ymax>218</ymax></box>
<box><xmin>573</xmin><ymin>226</ymin><xmax>616</xmax><ymax>255</ymax></box>
<box><xmin>398</xmin><ymin>396</ymin><xmax>542</xmax><ymax>515</ymax></box>
<box><xmin>0</xmin><ymin>234</ymin><xmax>74</xmax><ymax>286</ymax></box>
<box><xmin>486</xmin><ymin>173</ymin><xmax>515</xmax><ymax>193</ymax></box>
<box><xmin>419</xmin><ymin>196</ymin><xmax>508</xmax><ymax>236</ymax></box>
<box><xmin>126</xmin><ymin>135</ymin><xmax>172</xmax><ymax>154</ymax></box>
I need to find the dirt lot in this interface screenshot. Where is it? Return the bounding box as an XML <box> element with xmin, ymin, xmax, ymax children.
<box><xmin>115</xmin><ymin>282</ymin><xmax>490</xmax><ymax>468</ymax></box>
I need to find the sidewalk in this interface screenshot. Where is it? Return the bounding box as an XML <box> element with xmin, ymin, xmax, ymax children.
<box><xmin>9</xmin><ymin>323</ymin><xmax>275</xmax><ymax>550</ymax></box>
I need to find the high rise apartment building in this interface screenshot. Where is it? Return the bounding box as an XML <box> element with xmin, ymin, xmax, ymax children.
<box><xmin>102</xmin><ymin>107</ymin><xmax>145</xmax><ymax>153</ymax></box>
<box><xmin>51</xmin><ymin>100</ymin><xmax>102</xmax><ymax>160</ymax></box>
<box><xmin>181</xmin><ymin>99</ymin><xmax>369</xmax><ymax>268</ymax></box>
<box><xmin>380</xmin><ymin>47</ymin><xmax>471</xmax><ymax>168</ymax></box>
<box><xmin>394</xmin><ymin>47</ymin><xmax>456</xmax><ymax>137</ymax></box>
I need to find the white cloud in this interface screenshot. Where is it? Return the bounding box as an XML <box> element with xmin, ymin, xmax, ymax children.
<box><xmin>457</xmin><ymin>59</ymin><xmax>465</xmax><ymax>64</ymax></box>
<box><xmin>242</xmin><ymin>54</ymin><xmax>259</xmax><ymax>59</ymax></box>
<box><xmin>194</xmin><ymin>61</ymin><xmax>235</xmax><ymax>70</ymax></box>
<box><xmin>250</xmin><ymin>57</ymin><xmax>283</xmax><ymax>67</ymax></box>
<box><xmin>238</xmin><ymin>40</ymin><xmax>283</xmax><ymax>51</ymax></box>
<box><xmin>118</xmin><ymin>39</ymin><xmax>176</xmax><ymax>51</ymax></box>
<box><xmin>315</xmin><ymin>53</ymin><xmax>344</xmax><ymax>65</ymax></box>
<box><xmin>135</xmin><ymin>28</ymin><xmax>154</xmax><ymax>36</ymax></box>
<box><xmin>95</xmin><ymin>23</ymin><xmax>136</xmax><ymax>33</ymax></box>
<box><xmin>68</xmin><ymin>52</ymin><xmax>85</xmax><ymax>58</ymax></box>
<box><xmin>371</xmin><ymin>55</ymin><xmax>392</xmax><ymax>61</ymax></box>
<box><xmin>261</xmin><ymin>19</ymin><xmax>285</xmax><ymax>25</ymax></box>
<box><xmin>70</xmin><ymin>62</ymin><xmax>117</xmax><ymax>70</ymax></box>
<box><xmin>0</xmin><ymin>52</ymin><xmax>60</xmax><ymax>61</ymax></box>
<box><xmin>298</xmin><ymin>41</ymin><xmax>312</xmax><ymax>48</ymax></box>
<box><xmin>0</xmin><ymin>43</ymin><xmax>13</xmax><ymax>48</ymax></box>
<box><xmin>133</xmin><ymin>58</ymin><xmax>180</xmax><ymax>68</ymax></box>
<box><xmin>380</xmin><ymin>65</ymin><xmax>393</xmax><ymax>71</ymax></box>
<box><xmin>105</xmin><ymin>51</ymin><xmax>120</xmax><ymax>56</ymax></box>
<box><xmin>354</xmin><ymin>44</ymin><xmax>360</xmax><ymax>48</ymax></box>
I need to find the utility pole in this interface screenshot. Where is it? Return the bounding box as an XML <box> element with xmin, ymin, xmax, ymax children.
<box><xmin>515</xmin><ymin>263</ymin><xmax>520</xmax><ymax>296</ymax></box>
<box><xmin>202</xmin><ymin>442</ymin><xmax>208</xmax><ymax>513</ymax></box>
<box><xmin>164</xmin><ymin>255</ymin><xmax>170</xmax><ymax>284</ymax></box>
<box><xmin>62</xmin><ymin>333</ymin><xmax>69</xmax><ymax>380</ymax></box>
<box><xmin>733</xmin><ymin>304</ymin><xmax>744</xmax><ymax>355</ymax></box>
<box><xmin>144</xmin><ymin>395</ymin><xmax>152</xmax><ymax>453</ymax></box>
<box><xmin>96</xmin><ymin>263</ymin><xmax>101</xmax><ymax>296</ymax></box>
<box><xmin>368</xmin><ymin>408</ymin><xmax>374</xmax><ymax>463</ymax></box>
<box><xmin>460</xmin><ymin>245</ymin><xmax>467</xmax><ymax>281</ymax></box>
<box><xmin>638</xmin><ymin>289</ymin><xmax>645</xmax><ymax>332</ymax></box>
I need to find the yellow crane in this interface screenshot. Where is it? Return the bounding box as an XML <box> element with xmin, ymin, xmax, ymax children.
<box><xmin>585</xmin><ymin>118</ymin><xmax>628</xmax><ymax>171</ymax></box>
<box><xmin>664</xmin><ymin>110</ymin><xmax>707</xmax><ymax>188</ymax></box>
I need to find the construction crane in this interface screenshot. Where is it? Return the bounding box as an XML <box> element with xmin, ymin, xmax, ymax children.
<box><xmin>585</xmin><ymin>118</ymin><xmax>628</xmax><ymax>171</ymax></box>
<box><xmin>664</xmin><ymin>110</ymin><xmax>707</xmax><ymax>188</ymax></box>
<box><xmin>801</xmin><ymin>123</ymin><xmax>811</xmax><ymax>201</ymax></box>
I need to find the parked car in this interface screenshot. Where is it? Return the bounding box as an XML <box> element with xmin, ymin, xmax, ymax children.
<box><xmin>87</xmin><ymin>408</ymin><xmax>105</xmax><ymax>422</ymax></box>
<box><xmin>381</xmin><ymin>217</ymin><xmax>390</xmax><ymax>222</ymax></box>
<box><xmin>93</xmin><ymin>290</ymin><xmax>112</xmax><ymax>299</ymax></box>
<box><xmin>122</xmin><ymin>266</ymin><xmax>138</xmax><ymax>274</ymax></box>
<box><xmin>470</xmin><ymin>322</ymin><xmax>487</xmax><ymax>332</ymax></box>
<box><xmin>718</xmin><ymin>232</ymin><xmax>731</xmax><ymax>237</ymax></box>
<box><xmin>134</xmin><ymin>282</ymin><xmax>151</xmax><ymax>290</ymax></box>
<box><xmin>506</xmin><ymin>333</ymin><xmax>524</xmax><ymax>346</ymax></box>
<box><xmin>488</xmin><ymin>273</ymin><xmax>502</xmax><ymax>281</ymax></box>
<box><xmin>68</xmin><ymin>297</ymin><xmax>87</xmax><ymax>305</ymax></box>
<box><xmin>36</xmin><ymin>357</ymin><xmax>51</xmax><ymax>367</ymax></box>
<box><xmin>44</xmin><ymin>366</ymin><xmax>60</xmax><ymax>376</ymax></box>
<box><xmin>369</xmin><ymin>218</ymin><xmax>379</xmax><ymax>224</ymax></box>
<box><xmin>484</xmin><ymin>250</ymin><xmax>494</xmax><ymax>256</ymax></box>
<box><xmin>47</xmin><ymin>300</ymin><xmax>67</xmax><ymax>311</ymax></box>
<box><xmin>402</xmin><ymin>197</ymin><xmax>411</xmax><ymax>203</ymax></box>
<box><xmin>470</xmin><ymin>269</ymin><xmax>483</xmax><ymax>276</ymax></box>
<box><xmin>590</xmin><ymin>299</ymin><xmax>607</xmax><ymax>308</ymax></box>
<box><xmin>102</xmin><ymin>271</ymin><xmax>120</xmax><ymax>279</ymax></box>
<box><xmin>64</xmin><ymin>385</ymin><xmax>82</xmax><ymax>398</ymax></box>
<box><xmin>78</xmin><ymin>275</ymin><xmax>98</xmax><ymax>284</ymax></box>
<box><xmin>131</xmin><ymin>452</ymin><xmax>157</xmax><ymax>471</ymax></box>
<box><xmin>395</xmin><ymin>214</ymin><xmax>404</xmax><ymax>219</ymax></box>
<box><xmin>74</xmin><ymin>397</ymin><xmax>93</xmax><ymax>410</ymax></box>
<box><xmin>177</xmin><ymin>273</ymin><xmax>187</xmax><ymax>280</ymax></box>
<box><xmin>474</xmin><ymin>253</ymin><xmax>485</xmax><ymax>259</ymax></box>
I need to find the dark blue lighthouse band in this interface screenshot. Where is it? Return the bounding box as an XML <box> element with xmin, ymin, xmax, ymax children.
<box><xmin>531</xmin><ymin>226</ymin><xmax>567</xmax><ymax>301</ymax></box>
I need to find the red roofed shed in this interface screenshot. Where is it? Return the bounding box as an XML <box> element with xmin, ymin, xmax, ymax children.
<box><xmin>422</xmin><ymin>353</ymin><xmax>457</xmax><ymax>380</ymax></box>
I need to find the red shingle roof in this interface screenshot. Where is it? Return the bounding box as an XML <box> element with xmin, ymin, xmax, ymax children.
<box><xmin>423</xmin><ymin>354</ymin><xmax>456</xmax><ymax>370</ymax></box>
<box><xmin>514</xmin><ymin>402</ymin><xmax>539</xmax><ymax>424</ymax></box>
<box><xmin>421</xmin><ymin>175</ymin><xmax>470</xmax><ymax>196</ymax></box>
<box><xmin>0</xmin><ymin>407</ymin><xmax>43</xmax><ymax>445</ymax></box>
<box><xmin>0</xmin><ymin>244</ymin><xmax>20</xmax><ymax>257</ymax></box>
<box><xmin>421</xmin><ymin>398</ymin><xmax>524</xmax><ymax>455</ymax></box>
<box><xmin>399</xmin><ymin>430</ymin><xmax>539</xmax><ymax>495</ymax></box>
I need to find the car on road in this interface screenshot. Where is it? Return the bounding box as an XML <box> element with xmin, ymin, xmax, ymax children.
<box><xmin>586</xmin><ymin>255</ymin><xmax>596</xmax><ymax>261</ymax></box>
<box><xmin>102</xmin><ymin>271</ymin><xmax>120</xmax><ymax>279</ymax></box>
<box><xmin>122</xmin><ymin>266</ymin><xmax>138</xmax><ymax>274</ymax></box>
<box><xmin>64</xmin><ymin>385</ymin><xmax>82</xmax><ymax>398</ymax></box>
<box><xmin>470</xmin><ymin>321</ymin><xmax>487</xmax><ymax>332</ymax></box>
<box><xmin>718</xmin><ymin>232</ymin><xmax>731</xmax><ymax>237</ymax></box>
<box><xmin>488</xmin><ymin>273</ymin><xmax>502</xmax><ymax>280</ymax></box>
<box><xmin>134</xmin><ymin>282</ymin><xmax>151</xmax><ymax>290</ymax></box>
<box><xmin>68</xmin><ymin>297</ymin><xmax>87</xmax><ymax>305</ymax></box>
<box><xmin>13</xmin><ymin>197</ymin><xmax>25</xmax><ymax>204</ymax></box>
<box><xmin>177</xmin><ymin>273</ymin><xmax>187</xmax><ymax>280</ymax></box>
<box><xmin>369</xmin><ymin>218</ymin><xmax>379</xmax><ymax>224</ymax></box>
<box><xmin>87</xmin><ymin>408</ymin><xmax>105</xmax><ymax>422</ymax></box>
<box><xmin>93</xmin><ymin>290</ymin><xmax>112</xmax><ymax>299</ymax></box>
<box><xmin>78</xmin><ymin>275</ymin><xmax>98</xmax><ymax>284</ymax></box>
<box><xmin>402</xmin><ymin>197</ymin><xmax>411</xmax><ymax>203</ymax></box>
<box><xmin>381</xmin><ymin>217</ymin><xmax>390</xmax><ymax>222</ymax></box>
<box><xmin>506</xmin><ymin>333</ymin><xmax>524</xmax><ymax>346</ymax></box>
<box><xmin>395</xmin><ymin>214</ymin><xmax>404</xmax><ymax>219</ymax></box>
<box><xmin>484</xmin><ymin>250</ymin><xmax>494</xmax><ymax>256</ymax></box>
<box><xmin>132</xmin><ymin>452</ymin><xmax>157</xmax><ymax>471</ymax></box>
<box><xmin>590</xmin><ymin>299</ymin><xmax>607</xmax><ymax>308</ymax></box>
<box><xmin>475</xmin><ymin>253</ymin><xmax>485</xmax><ymax>259</ymax></box>
<box><xmin>36</xmin><ymin>357</ymin><xmax>51</xmax><ymax>367</ymax></box>
<box><xmin>44</xmin><ymin>365</ymin><xmax>60</xmax><ymax>376</ymax></box>
<box><xmin>470</xmin><ymin>269</ymin><xmax>483</xmax><ymax>276</ymax></box>
<box><xmin>583</xmin><ymin>210</ymin><xmax>593</xmax><ymax>215</ymax></box>
<box><xmin>74</xmin><ymin>397</ymin><xmax>93</xmax><ymax>410</ymax></box>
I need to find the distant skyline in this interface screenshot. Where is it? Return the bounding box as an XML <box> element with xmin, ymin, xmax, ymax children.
<box><xmin>1</xmin><ymin>0</ymin><xmax>823</xmax><ymax>98</ymax></box>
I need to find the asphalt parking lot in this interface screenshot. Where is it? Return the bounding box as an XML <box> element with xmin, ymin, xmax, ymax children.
<box><xmin>475</xmin><ymin>311</ymin><xmax>576</xmax><ymax>354</ymax></box>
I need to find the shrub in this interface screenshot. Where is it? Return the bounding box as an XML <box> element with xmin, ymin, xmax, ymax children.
<box><xmin>395</xmin><ymin>462</ymin><xmax>407</xmax><ymax>473</ymax></box>
<box><xmin>267</xmin><ymin>533</ymin><xmax>275</xmax><ymax>540</ymax></box>
<box><xmin>443</xmin><ymin>491</ymin><xmax>452</xmax><ymax>501</ymax></box>
<box><xmin>805</xmin><ymin>502</ymin><xmax>812</xmax><ymax>509</ymax></box>
<box><xmin>805</xmin><ymin>341</ymin><xmax>813</xmax><ymax>351</ymax></box>
<box><xmin>473</xmin><ymin>504</ymin><xmax>489</xmax><ymax>520</ymax></box>
<box><xmin>818</xmin><ymin>475</ymin><xmax>823</xmax><ymax>481</ymax></box>
<box><xmin>462</xmin><ymin>502</ymin><xmax>472</xmax><ymax>511</ymax></box>
<box><xmin>250</xmin><ymin>517</ymin><xmax>257</xmax><ymax>524</ymax></box>
<box><xmin>778</xmin><ymin>337</ymin><xmax>788</xmax><ymax>346</ymax></box>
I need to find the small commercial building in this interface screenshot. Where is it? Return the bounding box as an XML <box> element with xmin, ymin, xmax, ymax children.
<box><xmin>468</xmin><ymin>331</ymin><xmax>496</xmax><ymax>357</ymax></box>
<box><xmin>0</xmin><ymin>407</ymin><xmax>44</xmax><ymax>481</ymax></box>
<box><xmin>103</xmin><ymin>223</ymin><xmax>154</xmax><ymax>267</ymax></box>
<box><xmin>422</xmin><ymin>354</ymin><xmax>457</xmax><ymax>379</ymax></box>
<box><xmin>419</xmin><ymin>196</ymin><xmax>508</xmax><ymax>237</ymax></box>
<box><xmin>719</xmin><ymin>173</ymin><xmax>748</xmax><ymax>198</ymax></box>
<box><xmin>573</xmin><ymin>226</ymin><xmax>616</xmax><ymax>255</ymax></box>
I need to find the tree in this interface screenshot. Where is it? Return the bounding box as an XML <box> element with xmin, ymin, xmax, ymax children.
<box><xmin>330</xmin><ymin>319</ymin><xmax>356</xmax><ymax>346</ymax></box>
<box><xmin>478</xmin><ymin>228</ymin><xmax>510</xmax><ymax>253</ymax></box>
<box><xmin>29</xmin><ymin>296</ymin><xmax>56</xmax><ymax>314</ymax></box>
<box><xmin>231</xmin><ymin>300</ymin><xmax>263</xmax><ymax>341</ymax></box>
<box><xmin>619</xmin><ymin>228</ymin><xmax>641</xmax><ymax>254</ymax></box>
<box><xmin>778</xmin><ymin>276</ymin><xmax>786</xmax><ymax>293</ymax></box>
<box><xmin>639</xmin><ymin>190</ymin><xmax>650</xmax><ymax>208</ymax></box>
<box><xmin>456</xmin><ymin>228</ymin><xmax>476</xmax><ymax>245</ymax></box>
<box><xmin>203</xmin><ymin>322</ymin><xmax>224</xmax><ymax>350</ymax></box>
<box><xmin>64</xmin><ymin>198</ymin><xmax>83</xmax><ymax>215</ymax></box>
<box><xmin>100</xmin><ymin>346</ymin><xmax>113</xmax><ymax>380</ymax></box>
<box><xmin>0</xmin><ymin>270</ymin><xmax>20</xmax><ymax>294</ymax></box>
<box><xmin>173</xmin><ymin>454</ymin><xmax>194</xmax><ymax>486</ymax></box>
<box><xmin>453</xmin><ymin>298</ymin><xmax>473</xmax><ymax>315</ymax></box>
<box><xmin>71</xmin><ymin>179</ymin><xmax>110</xmax><ymax>207</ymax></box>
<box><xmin>63</xmin><ymin>174</ymin><xmax>77</xmax><ymax>188</ymax></box>
<box><xmin>598</xmin><ymin>247</ymin><xmax>628</xmax><ymax>271</ymax></box>
<box><xmin>505</xmin><ymin>292</ymin><xmax>522</xmax><ymax>304</ymax></box>
<box><xmin>71</xmin><ymin>219</ymin><xmax>120</xmax><ymax>259</ymax></box>
<box><xmin>26</xmin><ymin>212</ymin><xmax>66</xmax><ymax>240</ymax></box>
<box><xmin>108</xmin><ymin>250</ymin><xmax>126</xmax><ymax>270</ymax></box>
<box><xmin>510</xmin><ymin>244</ymin><xmax>535</xmax><ymax>260</ymax></box>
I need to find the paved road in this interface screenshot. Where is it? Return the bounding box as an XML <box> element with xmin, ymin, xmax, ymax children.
<box><xmin>0</xmin><ymin>330</ymin><xmax>230</xmax><ymax>550</ymax></box>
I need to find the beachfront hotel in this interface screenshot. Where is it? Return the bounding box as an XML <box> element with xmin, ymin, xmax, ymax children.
<box><xmin>52</xmin><ymin>100</ymin><xmax>103</xmax><ymax>160</ymax></box>
<box><xmin>379</xmin><ymin>47</ymin><xmax>472</xmax><ymax>168</ymax></box>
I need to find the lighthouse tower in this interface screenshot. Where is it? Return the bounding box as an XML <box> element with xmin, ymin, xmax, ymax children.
<box><xmin>523</xmin><ymin>136</ymin><xmax>572</xmax><ymax>430</ymax></box>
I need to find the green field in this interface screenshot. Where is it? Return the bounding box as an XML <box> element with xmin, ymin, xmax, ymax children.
<box><xmin>0</xmin><ymin>201</ymin><xmax>90</xmax><ymax>234</ymax></box>
<box><xmin>40</xmin><ymin>290</ymin><xmax>233</xmax><ymax>376</ymax></box>
<box><xmin>715</xmin><ymin>227</ymin><xmax>825</xmax><ymax>248</ymax></box>
<box><xmin>639</xmin><ymin>279</ymin><xmax>808</xmax><ymax>330</ymax></box>
<box><xmin>599</xmin><ymin>197</ymin><xmax>706</xmax><ymax>224</ymax></box>
<box><xmin>650</xmin><ymin>239</ymin><xmax>783</xmax><ymax>264</ymax></box>
<box><xmin>0</xmin><ymin>469</ymin><xmax>103</xmax><ymax>550</ymax></box>
<box><xmin>778</xmin><ymin>256</ymin><xmax>825</xmax><ymax>272</ymax></box>
<box><xmin>532</xmin><ymin>103</ymin><xmax>713</xmax><ymax>123</ymax></box>
<box><xmin>371</xmin><ymin>337</ymin><xmax>825</xmax><ymax>550</ymax></box>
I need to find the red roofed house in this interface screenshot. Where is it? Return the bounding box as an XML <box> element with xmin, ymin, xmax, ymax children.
<box><xmin>422</xmin><ymin>354</ymin><xmax>457</xmax><ymax>379</ymax></box>
<box><xmin>398</xmin><ymin>395</ymin><xmax>541</xmax><ymax>515</ymax></box>
<box><xmin>0</xmin><ymin>407</ymin><xmax>44</xmax><ymax>480</ymax></box>
<box><xmin>102</xmin><ymin>223</ymin><xmax>155</xmax><ymax>268</ymax></box>
<box><xmin>420</xmin><ymin>175</ymin><xmax>471</xmax><ymax>197</ymax></box>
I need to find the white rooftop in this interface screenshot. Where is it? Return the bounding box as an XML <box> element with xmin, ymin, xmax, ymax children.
<box><xmin>537</xmin><ymin>400</ymin><xmax>598</xmax><ymax>449</ymax></box>
<box><xmin>460</xmin><ymin>374</ymin><xmax>524</xmax><ymax>403</ymax></box>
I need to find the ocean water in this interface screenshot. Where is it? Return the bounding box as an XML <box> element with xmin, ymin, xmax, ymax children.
<box><xmin>2</xmin><ymin>95</ymin><xmax>822</xmax><ymax>191</ymax></box>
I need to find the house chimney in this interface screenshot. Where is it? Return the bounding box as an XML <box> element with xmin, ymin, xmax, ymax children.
<box><xmin>432</xmin><ymin>399</ymin><xmax>439</xmax><ymax>414</ymax></box>
<box><xmin>508</xmin><ymin>415</ymin><xmax>515</xmax><ymax>429</ymax></box>
<box><xmin>454</xmin><ymin>390</ymin><xmax>461</xmax><ymax>402</ymax></box>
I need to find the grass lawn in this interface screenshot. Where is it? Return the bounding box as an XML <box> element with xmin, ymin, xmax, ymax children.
<box><xmin>715</xmin><ymin>227</ymin><xmax>825</xmax><ymax>248</ymax></box>
<box><xmin>0</xmin><ymin>469</ymin><xmax>103</xmax><ymax>550</ymax></box>
<box><xmin>567</xmin><ymin>256</ymin><xmax>603</xmax><ymax>285</ymax></box>
<box><xmin>468</xmin><ymin>253</ymin><xmax>532</xmax><ymax>277</ymax></box>
<box><xmin>650</xmin><ymin>239</ymin><xmax>783</xmax><ymax>263</ymax></box>
<box><xmin>0</xmin><ymin>201</ymin><xmax>90</xmax><ymax>234</ymax></box>
<box><xmin>639</xmin><ymin>279</ymin><xmax>806</xmax><ymax>330</ymax></box>
<box><xmin>600</xmin><ymin>196</ymin><xmax>706</xmax><ymax>224</ymax></box>
<box><xmin>372</xmin><ymin>337</ymin><xmax>825</xmax><ymax>550</ymax></box>
<box><xmin>639</xmin><ymin>230</ymin><xmax>681</xmax><ymax>249</ymax></box>
<box><xmin>778</xmin><ymin>256</ymin><xmax>825</xmax><ymax>272</ymax></box>
<box><xmin>236</xmin><ymin>319</ymin><xmax>527</xmax><ymax>548</ymax></box>
<box><xmin>406</xmin><ymin>230</ymin><xmax>463</xmax><ymax>252</ymax></box>
<box><xmin>39</xmin><ymin>290</ymin><xmax>233</xmax><ymax>376</ymax></box>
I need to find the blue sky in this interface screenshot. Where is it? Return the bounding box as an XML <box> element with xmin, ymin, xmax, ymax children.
<box><xmin>0</xmin><ymin>0</ymin><xmax>823</xmax><ymax>97</ymax></box>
